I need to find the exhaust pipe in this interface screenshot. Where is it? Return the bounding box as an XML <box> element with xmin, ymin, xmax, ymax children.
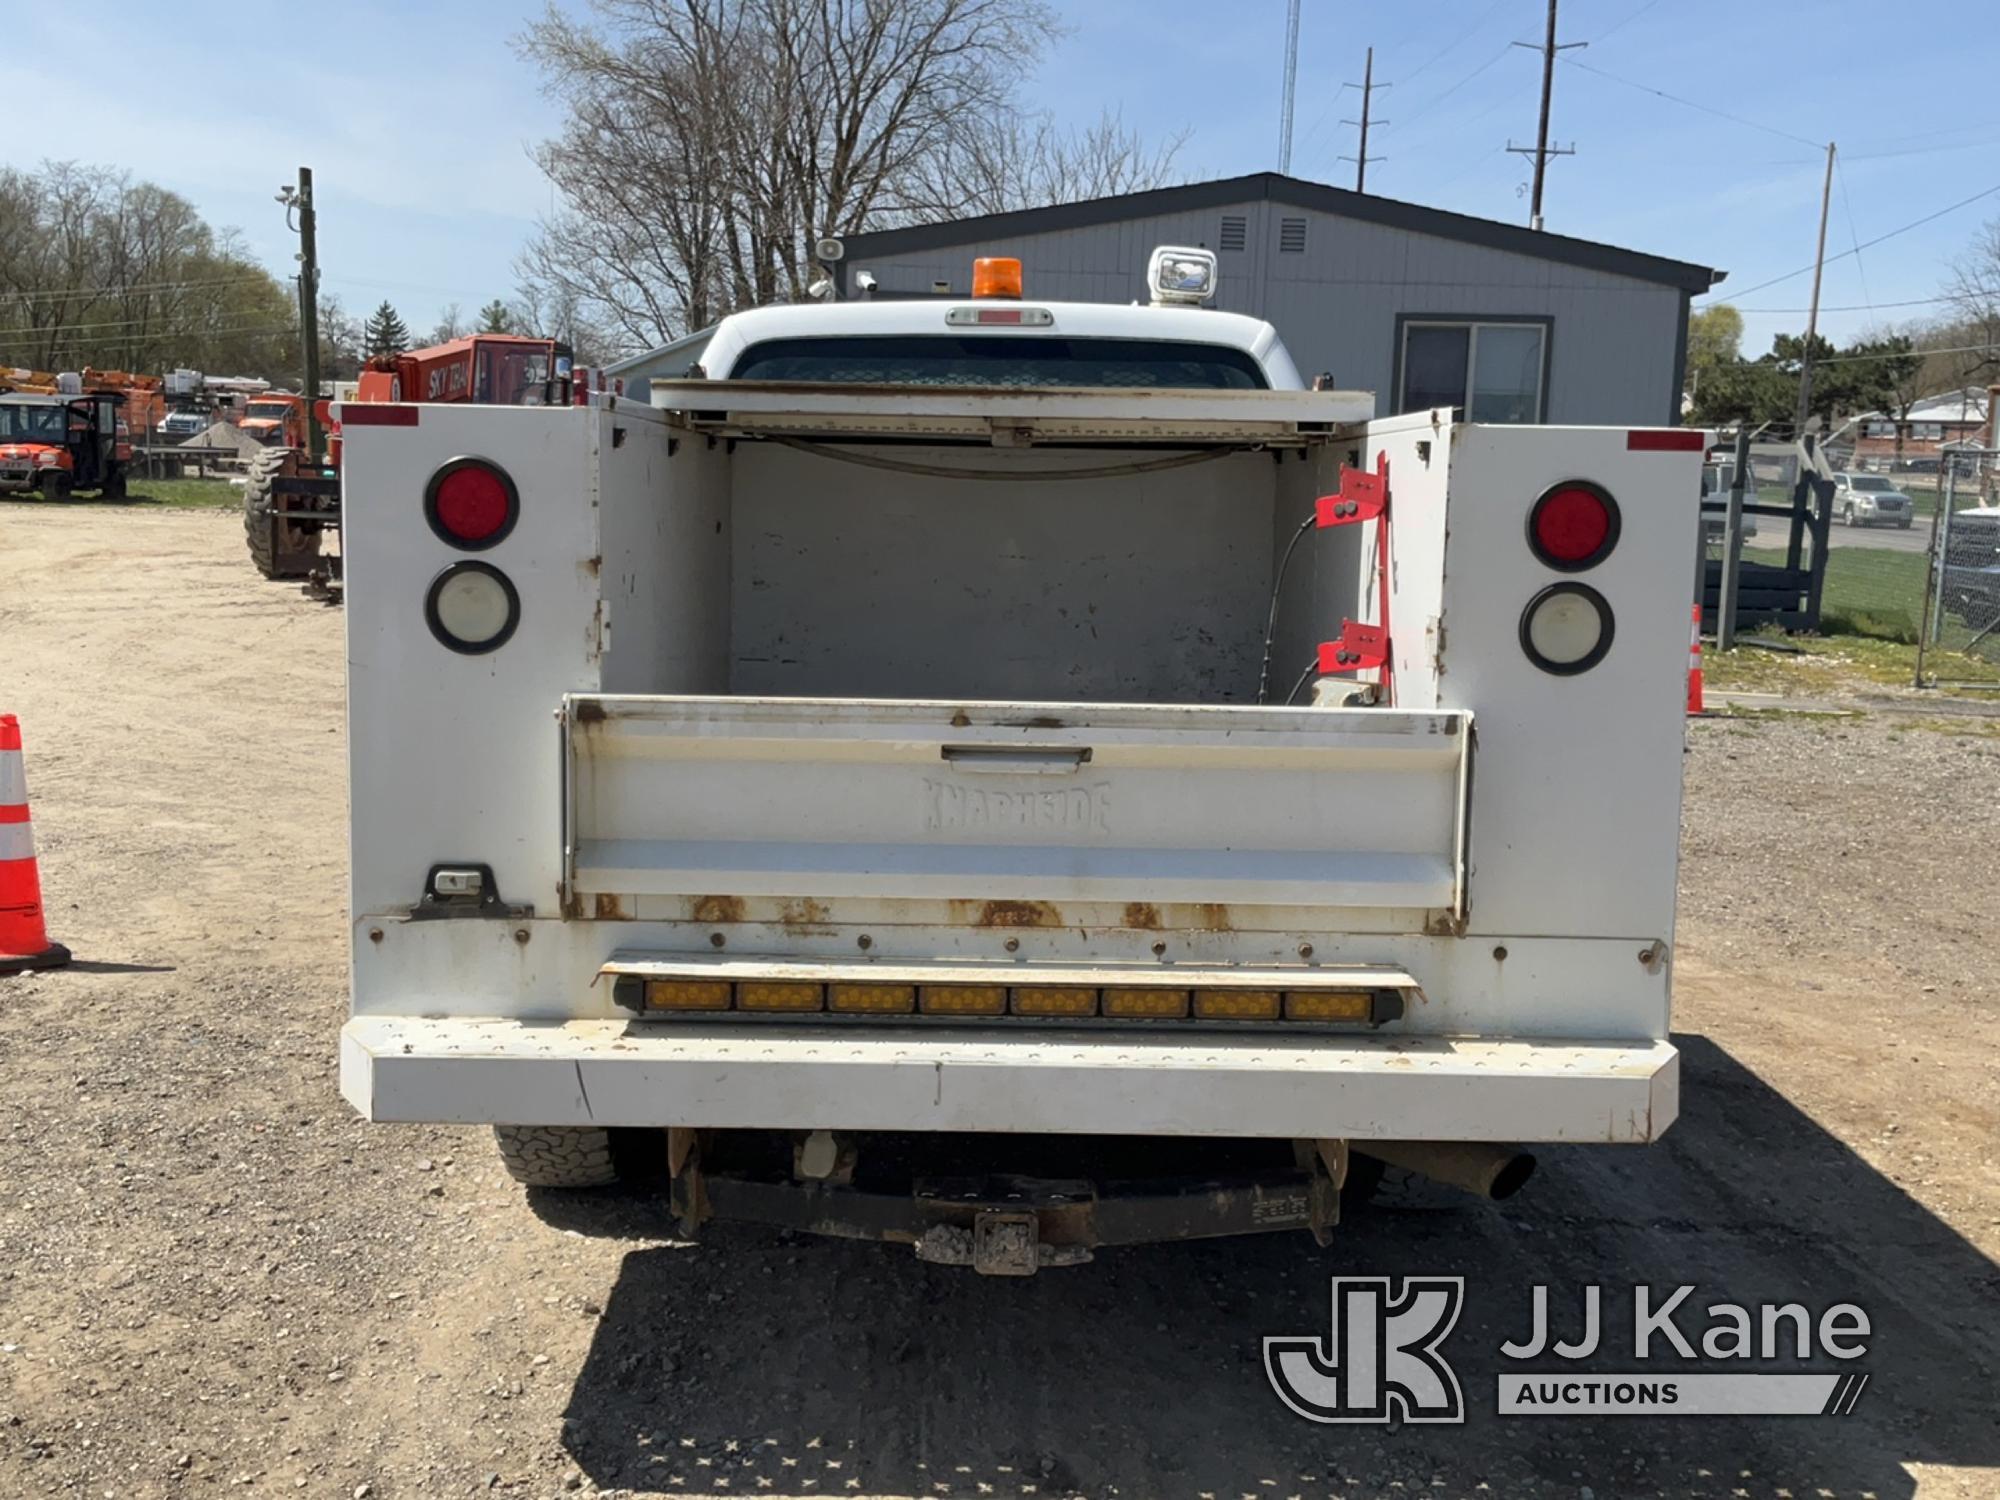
<box><xmin>1354</xmin><ymin>1140</ymin><xmax>1537</xmax><ymax>1201</ymax></box>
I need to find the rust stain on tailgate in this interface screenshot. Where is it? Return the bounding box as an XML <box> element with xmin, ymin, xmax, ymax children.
<box><xmin>955</xmin><ymin>899</ymin><xmax>1064</xmax><ymax>928</ymax></box>
<box><xmin>777</xmin><ymin>898</ymin><xmax>836</xmax><ymax>935</ymax></box>
<box><xmin>692</xmin><ymin>895</ymin><xmax>748</xmax><ymax>925</ymax></box>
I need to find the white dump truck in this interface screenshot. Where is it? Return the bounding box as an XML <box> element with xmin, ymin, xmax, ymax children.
<box><xmin>338</xmin><ymin>247</ymin><xmax>1704</xmax><ymax>1273</ymax></box>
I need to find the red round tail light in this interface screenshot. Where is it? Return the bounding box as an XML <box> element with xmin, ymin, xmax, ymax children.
<box><xmin>1527</xmin><ymin>480</ymin><xmax>1619</xmax><ymax>571</ymax></box>
<box><xmin>425</xmin><ymin>457</ymin><xmax>518</xmax><ymax>549</ymax></box>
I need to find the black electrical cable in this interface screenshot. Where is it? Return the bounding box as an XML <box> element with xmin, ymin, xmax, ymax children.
<box><xmin>1283</xmin><ymin>657</ymin><xmax>1320</xmax><ymax>706</ymax></box>
<box><xmin>1256</xmin><ymin>514</ymin><xmax>1318</xmax><ymax>703</ymax></box>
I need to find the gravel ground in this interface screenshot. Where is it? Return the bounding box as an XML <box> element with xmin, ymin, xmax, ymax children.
<box><xmin>0</xmin><ymin>503</ymin><xmax>1995</xmax><ymax>1500</ymax></box>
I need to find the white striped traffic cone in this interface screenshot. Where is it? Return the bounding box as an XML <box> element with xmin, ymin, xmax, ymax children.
<box><xmin>1686</xmin><ymin>604</ymin><xmax>1705</xmax><ymax>715</ymax></box>
<box><xmin>0</xmin><ymin>714</ymin><xmax>70</xmax><ymax>974</ymax></box>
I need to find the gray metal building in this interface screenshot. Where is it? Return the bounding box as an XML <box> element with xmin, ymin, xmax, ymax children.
<box><xmin>838</xmin><ymin>173</ymin><xmax>1719</xmax><ymax>425</ymax></box>
<box><xmin>612</xmin><ymin>173</ymin><xmax>1720</xmax><ymax>423</ymax></box>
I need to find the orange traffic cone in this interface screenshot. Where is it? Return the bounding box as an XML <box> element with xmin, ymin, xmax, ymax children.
<box><xmin>0</xmin><ymin>714</ymin><xmax>70</xmax><ymax>974</ymax></box>
<box><xmin>1688</xmin><ymin>604</ymin><xmax>1704</xmax><ymax>716</ymax></box>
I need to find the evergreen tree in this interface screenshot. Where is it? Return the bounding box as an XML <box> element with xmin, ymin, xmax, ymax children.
<box><xmin>477</xmin><ymin>298</ymin><xmax>515</xmax><ymax>335</ymax></box>
<box><xmin>363</xmin><ymin>300</ymin><xmax>411</xmax><ymax>358</ymax></box>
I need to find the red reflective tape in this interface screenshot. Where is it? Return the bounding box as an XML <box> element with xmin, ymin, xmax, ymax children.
<box><xmin>0</xmin><ymin>805</ymin><xmax>29</xmax><ymax>823</ymax></box>
<box><xmin>0</xmin><ymin>715</ymin><xmax>18</xmax><ymax>751</ymax></box>
<box><xmin>1627</xmin><ymin>429</ymin><xmax>1705</xmax><ymax>451</ymax></box>
<box><xmin>339</xmin><ymin>405</ymin><xmax>420</xmax><ymax>427</ymax></box>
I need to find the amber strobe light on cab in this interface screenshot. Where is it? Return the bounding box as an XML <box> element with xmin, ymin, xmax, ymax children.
<box><xmin>424</xmin><ymin>456</ymin><xmax>519</xmax><ymax>549</ymax></box>
<box><xmin>971</xmin><ymin>256</ymin><xmax>1023</xmax><ymax>299</ymax></box>
<box><xmin>1520</xmin><ymin>582</ymin><xmax>1614</xmax><ymax>676</ymax></box>
<box><xmin>425</xmin><ymin>561</ymin><xmax>520</xmax><ymax>655</ymax></box>
<box><xmin>1526</xmin><ymin>480</ymin><xmax>1620</xmax><ymax>571</ymax></box>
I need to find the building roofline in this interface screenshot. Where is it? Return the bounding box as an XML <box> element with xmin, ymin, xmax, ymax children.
<box><xmin>839</xmin><ymin>172</ymin><xmax>1722</xmax><ymax>294</ymax></box>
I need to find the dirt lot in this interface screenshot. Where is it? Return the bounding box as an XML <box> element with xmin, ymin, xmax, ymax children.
<box><xmin>1</xmin><ymin>502</ymin><xmax>1996</xmax><ymax>1500</ymax></box>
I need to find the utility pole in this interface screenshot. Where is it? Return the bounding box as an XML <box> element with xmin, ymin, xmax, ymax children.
<box><xmin>1506</xmin><ymin>0</ymin><xmax>1583</xmax><ymax>229</ymax></box>
<box><xmin>1339</xmin><ymin>48</ymin><xmax>1389</xmax><ymax>192</ymax></box>
<box><xmin>277</xmin><ymin>167</ymin><xmax>323</xmax><ymax>461</ymax></box>
<box><xmin>1278</xmin><ymin>0</ymin><xmax>1301</xmax><ymax>173</ymax></box>
<box><xmin>1793</xmin><ymin>142</ymin><xmax>1836</xmax><ymax>439</ymax></box>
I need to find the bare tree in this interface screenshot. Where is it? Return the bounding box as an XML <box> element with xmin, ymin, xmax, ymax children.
<box><xmin>430</xmin><ymin>303</ymin><xmax>467</xmax><ymax>344</ymax></box>
<box><xmin>515</xmin><ymin>0</ymin><xmax>1180</xmax><ymax>356</ymax></box>
<box><xmin>913</xmin><ymin>108</ymin><xmax>1188</xmax><ymax>220</ymax></box>
<box><xmin>1940</xmin><ymin>216</ymin><xmax>2000</xmax><ymax>390</ymax></box>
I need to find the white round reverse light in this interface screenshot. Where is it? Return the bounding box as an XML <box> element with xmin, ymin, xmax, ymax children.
<box><xmin>425</xmin><ymin>562</ymin><xmax>519</xmax><ymax>654</ymax></box>
<box><xmin>1519</xmin><ymin>583</ymin><xmax>1613</xmax><ymax>675</ymax></box>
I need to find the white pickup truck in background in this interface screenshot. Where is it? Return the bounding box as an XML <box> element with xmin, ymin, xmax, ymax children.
<box><xmin>337</xmin><ymin>246</ymin><xmax>1705</xmax><ymax>1274</ymax></box>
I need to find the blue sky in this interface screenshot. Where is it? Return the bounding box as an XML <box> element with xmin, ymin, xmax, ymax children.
<box><xmin>10</xmin><ymin>1</ymin><xmax>1999</xmax><ymax>358</ymax></box>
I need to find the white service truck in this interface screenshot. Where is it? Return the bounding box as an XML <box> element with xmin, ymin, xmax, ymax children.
<box><xmin>338</xmin><ymin>247</ymin><xmax>1704</xmax><ymax>1274</ymax></box>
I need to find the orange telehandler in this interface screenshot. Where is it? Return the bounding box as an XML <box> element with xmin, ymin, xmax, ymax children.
<box><xmin>245</xmin><ymin>333</ymin><xmax>572</xmax><ymax>580</ymax></box>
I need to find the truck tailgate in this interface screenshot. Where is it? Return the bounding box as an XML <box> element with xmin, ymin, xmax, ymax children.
<box><xmin>565</xmin><ymin>695</ymin><xmax>1469</xmax><ymax>919</ymax></box>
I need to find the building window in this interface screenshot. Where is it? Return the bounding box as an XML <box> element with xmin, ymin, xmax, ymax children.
<box><xmin>1912</xmin><ymin>422</ymin><xmax>1942</xmax><ymax>441</ymax></box>
<box><xmin>1278</xmin><ymin>217</ymin><xmax>1307</xmax><ymax>253</ymax></box>
<box><xmin>1865</xmin><ymin>420</ymin><xmax>1895</xmax><ymax>438</ymax></box>
<box><xmin>1398</xmin><ymin>318</ymin><xmax>1548</xmax><ymax>423</ymax></box>
<box><xmin>1219</xmin><ymin>215</ymin><xmax>1247</xmax><ymax>252</ymax></box>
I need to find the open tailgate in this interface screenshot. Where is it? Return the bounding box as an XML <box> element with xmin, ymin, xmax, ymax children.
<box><xmin>565</xmin><ymin>696</ymin><xmax>1469</xmax><ymax>922</ymax></box>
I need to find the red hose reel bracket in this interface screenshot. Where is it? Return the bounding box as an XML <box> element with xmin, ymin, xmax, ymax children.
<box><xmin>1314</xmin><ymin>453</ymin><xmax>1394</xmax><ymax>700</ymax></box>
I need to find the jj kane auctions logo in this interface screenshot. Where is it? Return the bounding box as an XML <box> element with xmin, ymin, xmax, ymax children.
<box><xmin>1266</xmin><ymin>1279</ymin><xmax>1872</xmax><ymax>1421</ymax></box>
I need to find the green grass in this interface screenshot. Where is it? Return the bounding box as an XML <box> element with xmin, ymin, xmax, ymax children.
<box><xmin>0</xmin><ymin>475</ymin><xmax>241</xmax><ymax>510</ymax></box>
<box><xmin>1704</xmin><ymin>630</ymin><xmax>2000</xmax><ymax>693</ymax></box>
<box><xmin>121</xmin><ymin>476</ymin><xmax>242</xmax><ymax>509</ymax></box>
<box><xmin>1739</xmin><ymin>544</ymin><xmax>1930</xmax><ymax>643</ymax></box>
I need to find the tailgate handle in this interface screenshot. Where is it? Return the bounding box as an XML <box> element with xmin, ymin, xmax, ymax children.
<box><xmin>940</xmin><ymin>745</ymin><xmax>1093</xmax><ymax>775</ymax></box>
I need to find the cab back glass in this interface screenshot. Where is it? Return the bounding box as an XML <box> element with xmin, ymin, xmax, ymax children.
<box><xmin>728</xmin><ymin>336</ymin><xmax>1269</xmax><ymax>390</ymax></box>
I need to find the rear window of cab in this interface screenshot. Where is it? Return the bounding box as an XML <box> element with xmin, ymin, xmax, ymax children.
<box><xmin>727</xmin><ymin>335</ymin><xmax>1269</xmax><ymax>390</ymax></box>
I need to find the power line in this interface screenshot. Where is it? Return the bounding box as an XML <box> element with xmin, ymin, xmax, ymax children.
<box><xmin>1834</xmin><ymin>158</ymin><xmax>1873</xmax><ymax>316</ymax></box>
<box><xmin>1844</xmin><ymin>135</ymin><xmax>2000</xmax><ymax>164</ymax></box>
<box><xmin>1397</xmin><ymin>0</ymin><xmax>1508</xmax><ymax>89</ymax></box>
<box><xmin>1735</xmin><ymin>295</ymin><xmax>1953</xmax><ymax>313</ymax></box>
<box><xmin>1295</xmin><ymin>83</ymin><xmax>1358</xmax><ymax>165</ymax></box>
<box><xmin>1700</xmin><ymin>179</ymin><xmax>2000</xmax><ymax>302</ymax></box>
<box><xmin>1393</xmin><ymin>45</ymin><xmax>1514</xmax><ymax>142</ymax></box>
<box><xmin>0</xmin><ymin>308</ymin><xmax>298</xmax><ymax>338</ymax></box>
<box><xmin>1561</xmin><ymin>56</ymin><xmax>1825</xmax><ymax>151</ymax></box>
<box><xmin>1591</xmin><ymin>0</ymin><xmax>1663</xmax><ymax>44</ymax></box>
<box><xmin>0</xmin><ymin>271</ymin><xmax>279</xmax><ymax>305</ymax></box>
<box><xmin>1845</xmin><ymin>119</ymin><xmax>2000</xmax><ymax>151</ymax></box>
<box><xmin>1804</xmin><ymin>340</ymin><xmax>1998</xmax><ymax>367</ymax></box>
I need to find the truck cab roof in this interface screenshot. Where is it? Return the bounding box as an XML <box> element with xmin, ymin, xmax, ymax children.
<box><xmin>698</xmin><ymin>298</ymin><xmax>1306</xmax><ymax>390</ymax></box>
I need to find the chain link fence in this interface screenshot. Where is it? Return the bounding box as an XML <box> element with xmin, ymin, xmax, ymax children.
<box><xmin>1916</xmin><ymin>448</ymin><xmax>2000</xmax><ymax>688</ymax></box>
<box><xmin>1701</xmin><ymin>438</ymin><xmax>2000</xmax><ymax>690</ymax></box>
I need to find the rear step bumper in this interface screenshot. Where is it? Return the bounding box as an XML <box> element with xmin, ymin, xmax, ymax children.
<box><xmin>339</xmin><ymin>1017</ymin><xmax>1677</xmax><ymax>1142</ymax></box>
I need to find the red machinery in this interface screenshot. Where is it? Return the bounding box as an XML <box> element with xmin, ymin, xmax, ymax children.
<box><xmin>244</xmin><ymin>333</ymin><xmax>571</xmax><ymax>581</ymax></box>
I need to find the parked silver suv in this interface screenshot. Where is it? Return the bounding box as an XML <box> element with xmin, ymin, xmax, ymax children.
<box><xmin>1832</xmin><ymin>471</ymin><xmax>1914</xmax><ymax>529</ymax></box>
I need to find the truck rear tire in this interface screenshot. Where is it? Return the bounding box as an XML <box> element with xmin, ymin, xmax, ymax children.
<box><xmin>493</xmin><ymin>1124</ymin><xmax>622</xmax><ymax>1188</ymax></box>
<box><xmin>101</xmin><ymin>467</ymin><xmax>127</xmax><ymax>499</ymax></box>
<box><xmin>243</xmin><ymin>447</ymin><xmax>320</xmax><ymax>579</ymax></box>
